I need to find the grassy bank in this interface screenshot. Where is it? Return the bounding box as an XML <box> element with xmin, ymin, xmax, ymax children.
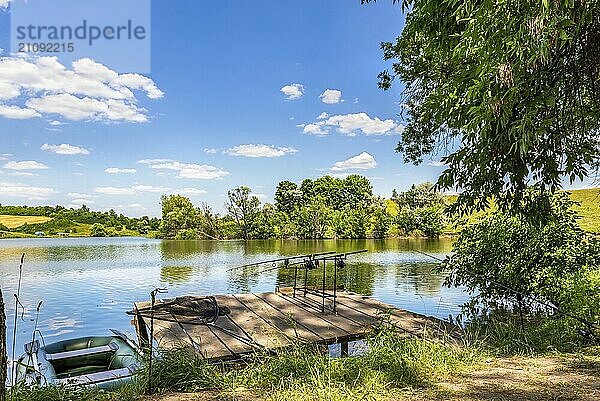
<box><xmin>8</xmin><ymin>319</ymin><xmax>599</xmax><ymax>401</ymax></box>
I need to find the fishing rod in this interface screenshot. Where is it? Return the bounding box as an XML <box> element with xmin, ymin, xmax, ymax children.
<box><xmin>259</xmin><ymin>249</ymin><xmax>368</xmax><ymax>274</ymax></box>
<box><xmin>227</xmin><ymin>251</ymin><xmax>336</xmax><ymax>271</ymax></box>
<box><xmin>11</xmin><ymin>253</ymin><xmax>25</xmax><ymax>387</ymax></box>
<box><xmin>409</xmin><ymin>247</ymin><xmax>600</xmax><ymax>335</ymax></box>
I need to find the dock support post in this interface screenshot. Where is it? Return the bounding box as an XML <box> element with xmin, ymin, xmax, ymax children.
<box><xmin>293</xmin><ymin>263</ymin><xmax>298</xmax><ymax>298</ymax></box>
<box><xmin>341</xmin><ymin>341</ymin><xmax>349</xmax><ymax>357</ymax></box>
<box><xmin>333</xmin><ymin>257</ymin><xmax>338</xmax><ymax>313</ymax></box>
<box><xmin>322</xmin><ymin>259</ymin><xmax>326</xmax><ymax>312</ymax></box>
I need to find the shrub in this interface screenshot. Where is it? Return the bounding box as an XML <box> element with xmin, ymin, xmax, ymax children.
<box><xmin>90</xmin><ymin>223</ymin><xmax>107</xmax><ymax>237</ymax></box>
<box><xmin>443</xmin><ymin>190</ymin><xmax>600</xmax><ymax>325</ymax></box>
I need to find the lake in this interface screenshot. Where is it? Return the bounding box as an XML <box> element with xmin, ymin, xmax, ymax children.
<box><xmin>0</xmin><ymin>237</ymin><xmax>469</xmax><ymax>357</ymax></box>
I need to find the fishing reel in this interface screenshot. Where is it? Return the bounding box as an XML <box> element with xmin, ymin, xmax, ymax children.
<box><xmin>335</xmin><ymin>258</ymin><xmax>346</xmax><ymax>269</ymax></box>
<box><xmin>304</xmin><ymin>259</ymin><xmax>319</xmax><ymax>270</ymax></box>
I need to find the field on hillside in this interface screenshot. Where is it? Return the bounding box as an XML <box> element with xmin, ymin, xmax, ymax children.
<box><xmin>570</xmin><ymin>187</ymin><xmax>600</xmax><ymax>233</ymax></box>
<box><xmin>0</xmin><ymin>215</ymin><xmax>53</xmax><ymax>229</ymax></box>
<box><xmin>443</xmin><ymin>188</ymin><xmax>599</xmax><ymax>233</ymax></box>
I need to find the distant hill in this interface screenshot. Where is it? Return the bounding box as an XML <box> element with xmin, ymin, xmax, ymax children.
<box><xmin>0</xmin><ymin>215</ymin><xmax>53</xmax><ymax>229</ymax></box>
<box><xmin>570</xmin><ymin>188</ymin><xmax>600</xmax><ymax>233</ymax></box>
<box><xmin>444</xmin><ymin>187</ymin><xmax>600</xmax><ymax>234</ymax></box>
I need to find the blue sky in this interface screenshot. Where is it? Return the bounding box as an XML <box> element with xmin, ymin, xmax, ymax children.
<box><xmin>0</xmin><ymin>0</ymin><xmax>451</xmax><ymax>217</ymax></box>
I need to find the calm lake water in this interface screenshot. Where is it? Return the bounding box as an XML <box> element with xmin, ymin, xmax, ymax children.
<box><xmin>0</xmin><ymin>237</ymin><xmax>469</xmax><ymax>356</ymax></box>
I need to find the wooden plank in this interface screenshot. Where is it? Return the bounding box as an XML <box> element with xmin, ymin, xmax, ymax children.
<box><xmin>131</xmin><ymin>290</ymin><xmax>461</xmax><ymax>362</ymax></box>
<box><xmin>149</xmin><ymin>316</ymin><xmax>235</xmax><ymax>359</ymax></box>
<box><xmin>274</xmin><ymin>292</ymin><xmax>368</xmax><ymax>337</ymax></box>
<box><xmin>233</xmin><ymin>293</ymin><xmax>321</xmax><ymax>343</ymax></box>
<box><xmin>252</xmin><ymin>293</ymin><xmax>339</xmax><ymax>341</ymax></box>
<box><xmin>216</xmin><ymin>294</ymin><xmax>293</xmax><ymax>349</ymax></box>
<box><xmin>336</xmin><ymin>294</ymin><xmax>462</xmax><ymax>341</ymax></box>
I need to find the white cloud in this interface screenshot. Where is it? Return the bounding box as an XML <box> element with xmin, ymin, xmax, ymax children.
<box><xmin>280</xmin><ymin>83</ymin><xmax>304</xmax><ymax>100</ymax></box>
<box><xmin>137</xmin><ymin>159</ymin><xmax>229</xmax><ymax>180</ymax></box>
<box><xmin>203</xmin><ymin>148</ymin><xmax>217</xmax><ymax>154</ymax></box>
<box><xmin>326</xmin><ymin>113</ymin><xmax>398</xmax><ymax>135</ymax></box>
<box><xmin>8</xmin><ymin>171</ymin><xmax>37</xmax><ymax>177</ymax></box>
<box><xmin>0</xmin><ymin>56</ymin><xmax>163</xmax><ymax>122</ymax></box>
<box><xmin>225</xmin><ymin>144</ymin><xmax>298</xmax><ymax>158</ymax></box>
<box><xmin>41</xmin><ymin>143</ymin><xmax>90</xmax><ymax>155</ymax></box>
<box><xmin>105</xmin><ymin>167</ymin><xmax>137</xmax><ymax>174</ymax></box>
<box><xmin>94</xmin><ymin>184</ymin><xmax>202</xmax><ymax>196</ymax></box>
<box><xmin>302</xmin><ymin>112</ymin><xmax>404</xmax><ymax>137</ymax></box>
<box><xmin>427</xmin><ymin>160</ymin><xmax>446</xmax><ymax>167</ymax></box>
<box><xmin>317</xmin><ymin>112</ymin><xmax>329</xmax><ymax>120</ymax></box>
<box><xmin>69</xmin><ymin>198</ymin><xmax>95</xmax><ymax>206</ymax></box>
<box><xmin>0</xmin><ymin>1</ymin><xmax>10</xmax><ymax>9</ymax></box>
<box><xmin>0</xmin><ymin>181</ymin><xmax>56</xmax><ymax>199</ymax></box>
<box><xmin>95</xmin><ymin>187</ymin><xmax>137</xmax><ymax>195</ymax></box>
<box><xmin>177</xmin><ymin>188</ymin><xmax>207</xmax><ymax>195</ymax></box>
<box><xmin>301</xmin><ymin>123</ymin><xmax>329</xmax><ymax>136</ymax></box>
<box><xmin>331</xmin><ymin>152</ymin><xmax>377</xmax><ymax>172</ymax></box>
<box><xmin>49</xmin><ymin>120</ymin><xmax>64</xmax><ymax>126</ymax></box>
<box><xmin>0</xmin><ymin>105</ymin><xmax>41</xmax><ymax>119</ymax></box>
<box><xmin>131</xmin><ymin>185</ymin><xmax>170</xmax><ymax>193</ymax></box>
<box><xmin>3</xmin><ymin>160</ymin><xmax>48</xmax><ymax>170</ymax></box>
<box><xmin>67</xmin><ymin>192</ymin><xmax>96</xmax><ymax>199</ymax></box>
<box><xmin>319</xmin><ymin>89</ymin><xmax>342</xmax><ymax>104</ymax></box>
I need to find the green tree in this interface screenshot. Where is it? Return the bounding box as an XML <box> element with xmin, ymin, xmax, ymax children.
<box><xmin>392</xmin><ymin>183</ymin><xmax>446</xmax><ymax>237</ymax></box>
<box><xmin>274</xmin><ymin>181</ymin><xmax>302</xmax><ymax>214</ymax></box>
<box><xmin>226</xmin><ymin>186</ymin><xmax>261</xmax><ymax>240</ymax></box>
<box><xmin>160</xmin><ymin>195</ymin><xmax>199</xmax><ymax>238</ymax></box>
<box><xmin>90</xmin><ymin>223</ymin><xmax>107</xmax><ymax>237</ymax></box>
<box><xmin>252</xmin><ymin>203</ymin><xmax>278</xmax><ymax>239</ymax></box>
<box><xmin>372</xmin><ymin>201</ymin><xmax>392</xmax><ymax>239</ymax></box>
<box><xmin>331</xmin><ymin>207</ymin><xmax>371</xmax><ymax>239</ymax></box>
<box><xmin>443</xmin><ymin>191</ymin><xmax>600</xmax><ymax>314</ymax></box>
<box><xmin>392</xmin><ymin>182</ymin><xmax>444</xmax><ymax>209</ymax></box>
<box><xmin>196</xmin><ymin>202</ymin><xmax>222</xmax><ymax>239</ymax></box>
<box><xmin>368</xmin><ymin>0</ymin><xmax>600</xmax><ymax>214</ymax></box>
<box><xmin>295</xmin><ymin>196</ymin><xmax>331</xmax><ymax>239</ymax></box>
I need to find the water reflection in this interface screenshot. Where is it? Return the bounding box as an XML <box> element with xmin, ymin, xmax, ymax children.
<box><xmin>0</xmin><ymin>237</ymin><xmax>466</xmax><ymax>359</ymax></box>
<box><xmin>160</xmin><ymin>265</ymin><xmax>194</xmax><ymax>284</ymax></box>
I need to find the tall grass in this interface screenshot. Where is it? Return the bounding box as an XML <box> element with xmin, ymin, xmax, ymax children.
<box><xmin>9</xmin><ymin>325</ymin><xmax>481</xmax><ymax>401</ymax></box>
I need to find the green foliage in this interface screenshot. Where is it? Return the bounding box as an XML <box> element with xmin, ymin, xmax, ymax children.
<box><xmin>295</xmin><ymin>196</ymin><xmax>331</xmax><ymax>239</ymax></box>
<box><xmin>372</xmin><ymin>201</ymin><xmax>391</xmax><ymax>239</ymax></box>
<box><xmin>226</xmin><ymin>186</ymin><xmax>261</xmax><ymax>240</ymax></box>
<box><xmin>331</xmin><ymin>207</ymin><xmax>371</xmax><ymax>239</ymax></box>
<box><xmin>443</xmin><ymin>190</ymin><xmax>600</xmax><ymax>322</ymax></box>
<box><xmin>0</xmin><ymin>204</ymin><xmax>159</xmax><ymax>236</ymax></box>
<box><xmin>274</xmin><ymin>180</ymin><xmax>302</xmax><ymax>214</ymax></box>
<box><xmin>369</xmin><ymin>0</ymin><xmax>600</xmax><ymax>214</ymax></box>
<box><xmin>392</xmin><ymin>183</ymin><xmax>446</xmax><ymax>237</ymax></box>
<box><xmin>143</xmin><ymin>325</ymin><xmax>478</xmax><ymax>399</ymax></box>
<box><xmin>15</xmin><ymin>218</ymin><xmax>77</xmax><ymax>236</ymax></box>
<box><xmin>90</xmin><ymin>223</ymin><xmax>107</xmax><ymax>237</ymax></box>
<box><xmin>160</xmin><ymin>194</ymin><xmax>198</xmax><ymax>238</ymax></box>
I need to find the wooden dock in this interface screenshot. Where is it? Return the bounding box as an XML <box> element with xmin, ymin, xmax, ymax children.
<box><xmin>130</xmin><ymin>288</ymin><xmax>461</xmax><ymax>361</ymax></box>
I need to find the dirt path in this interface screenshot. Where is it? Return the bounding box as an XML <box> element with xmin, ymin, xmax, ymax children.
<box><xmin>150</xmin><ymin>355</ymin><xmax>600</xmax><ymax>401</ymax></box>
<box><xmin>417</xmin><ymin>355</ymin><xmax>600</xmax><ymax>401</ymax></box>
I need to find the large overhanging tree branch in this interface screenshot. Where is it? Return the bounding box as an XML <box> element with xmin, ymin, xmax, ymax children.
<box><xmin>365</xmin><ymin>0</ymin><xmax>600</xmax><ymax>214</ymax></box>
